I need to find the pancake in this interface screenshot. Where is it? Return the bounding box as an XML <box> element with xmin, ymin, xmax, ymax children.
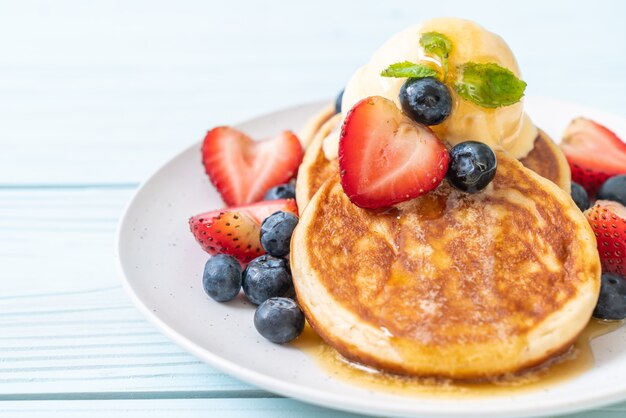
<box><xmin>297</xmin><ymin>103</ymin><xmax>336</xmax><ymax>150</ymax></box>
<box><xmin>295</xmin><ymin>113</ymin><xmax>340</xmax><ymax>210</ymax></box>
<box><xmin>520</xmin><ymin>130</ymin><xmax>571</xmax><ymax>192</ymax></box>
<box><xmin>291</xmin><ymin>152</ymin><xmax>600</xmax><ymax>379</ymax></box>
<box><xmin>296</xmin><ymin>110</ymin><xmax>571</xmax><ymax>210</ymax></box>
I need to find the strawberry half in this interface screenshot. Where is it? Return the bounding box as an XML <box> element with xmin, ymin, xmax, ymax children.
<box><xmin>189</xmin><ymin>199</ymin><xmax>298</xmax><ymax>265</ymax></box>
<box><xmin>585</xmin><ymin>200</ymin><xmax>626</xmax><ymax>277</ymax></box>
<box><xmin>202</xmin><ymin>127</ymin><xmax>304</xmax><ymax>206</ymax></box>
<box><xmin>189</xmin><ymin>211</ymin><xmax>262</xmax><ymax>265</ymax></box>
<box><xmin>561</xmin><ymin>118</ymin><xmax>626</xmax><ymax>196</ymax></box>
<box><xmin>232</xmin><ymin>198</ymin><xmax>298</xmax><ymax>224</ymax></box>
<box><xmin>338</xmin><ymin>96</ymin><xmax>449</xmax><ymax>209</ymax></box>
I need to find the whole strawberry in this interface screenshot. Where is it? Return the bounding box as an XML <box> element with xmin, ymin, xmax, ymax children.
<box><xmin>585</xmin><ymin>200</ymin><xmax>626</xmax><ymax>277</ymax></box>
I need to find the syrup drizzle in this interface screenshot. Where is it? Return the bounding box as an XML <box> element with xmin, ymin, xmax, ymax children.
<box><xmin>291</xmin><ymin>319</ymin><xmax>624</xmax><ymax>398</ymax></box>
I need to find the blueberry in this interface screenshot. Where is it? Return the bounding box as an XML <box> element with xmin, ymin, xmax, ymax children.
<box><xmin>570</xmin><ymin>182</ymin><xmax>590</xmax><ymax>211</ymax></box>
<box><xmin>399</xmin><ymin>77</ymin><xmax>452</xmax><ymax>126</ymax></box>
<box><xmin>202</xmin><ymin>254</ymin><xmax>242</xmax><ymax>302</ymax></box>
<box><xmin>597</xmin><ymin>175</ymin><xmax>626</xmax><ymax>207</ymax></box>
<box><xmin>446</xmin><ymin>141</ymin><xmax>497</xmax><ymax>193</ymax></box>
<box><xmin>254</xmin><ymin>297</ymin><xmax>305</xmax><ymax>343</ymax></box>
<box><xmin>260</xmin><ymin>211</ymin><xmax>299</xmax><ymax>257</ymax></box>
<box><xmin>242</xmin><ymin>255</ymin><xmax>294</xmax><ymax>305</ymax></box>
<box><xmin>335</xmin><ymin>89</ymin><xmax>344</xmax><ymax>114</ymax></box>
<box><xmin>264</xmin><ymin>183</ymin><xmax>296</xmax><ymax>200</ymax></box>
<box><xmin>593</xmin><ymin>273</ymin><xmax>626</xmax><ymax>320</ymax></box>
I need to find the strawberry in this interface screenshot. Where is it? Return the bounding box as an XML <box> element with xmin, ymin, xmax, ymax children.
<box><xmin>189</xmin><ymin>211</ymin><xmax>262</xmax><ymax>264</ymax></box>
<box><xmin>561</xmin><ymin>118</ymin><xmax>626</xmax><ymax>196</ymax></box>
<box><xmin>189</xmin><ymin>199</ymin><xmax>298</xmax><ymax>264</ymax></box>
<box><xmin>585</xmin><ymin>200</ymin><xmax>626</xmax><ymax>277</ymax></box>
<box><xmin>202</xmin><ymin>127</ymin><xmax>304</xmax><ymax>206</ymax></box>
<box><xmin>232</xmin><ymin>198</ymin><xmax>298</xmax><ymax>224</ymax></box>
<box><xmin>338</xmin><ymin>96</ymin><xmax>449</xmax><ymax>209</ymax></box>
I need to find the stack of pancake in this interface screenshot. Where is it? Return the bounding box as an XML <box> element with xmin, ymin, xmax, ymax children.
<box><xmin>291</xmin><ymin>19</ymin><xmax>600</xmax><ymax>380</ymax></box>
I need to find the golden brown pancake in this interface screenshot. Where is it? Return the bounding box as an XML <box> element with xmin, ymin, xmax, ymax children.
<box><xmin>297</xmin><ymin>103</ymin><xmax>336</xmax><ymax>150</ymax></box>
<box><xmin>295</xmin><ymin>113</ymin><xmax>340</xmax><ymax>210</ymax></box>
<box><xmin>521</xmin><ymin>130</ymin><xmax>571</xmax><ymax>192</ymax></box>
<box><xmin>291</xmin><ymin>152</ymin><xmax>600</xmax><ymax>380</ymax></box>
<box><xmin>296</xmin><ymin>108</ymin><xmax>571</xmax><ymax>210</ymax></box>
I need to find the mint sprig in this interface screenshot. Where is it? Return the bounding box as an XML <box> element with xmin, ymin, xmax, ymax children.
<box><xmin>380</xmin><ymin>34</ymin><xmax>527</xmax><ymax>109</ymax></box>
<box><xmin>454</xmin><ymin>62</ymin><xmax>527</xmax><ymax>108</ymax></box>
<box><xmin>420</xmin><ymin>32</ymin><xmax>452</xmax><ymax>80</ymax></box>
<box><xmin>380</xmin><ymin>61</ymin><xmax>437</xmax><ymax>79</ymax></box>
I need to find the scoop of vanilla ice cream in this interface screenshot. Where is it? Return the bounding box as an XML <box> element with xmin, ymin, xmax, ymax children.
<box><xmin>323</xmin><ymin>18</ymin><xmax>537</xmax><ymax>161</ymax></box>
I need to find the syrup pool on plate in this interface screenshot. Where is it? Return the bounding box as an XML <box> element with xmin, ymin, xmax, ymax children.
<box><xmin>291</xmin><ymin>319</ymin><xmax>624</xmax><ymax>398</ymax></box>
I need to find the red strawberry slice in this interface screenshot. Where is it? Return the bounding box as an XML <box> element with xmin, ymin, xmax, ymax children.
<box><xmin>338</xmin><ymin>96</ymin><xmax>450</xmax><ymax>209</ymax></box>
<box><xmin>189</xmin><ymin>199</ymin><xmax>298</xmax><ymax>264</ymax></box>
<box><xmin>202</xmin><ymin>127</ymin><xmax>304</xmax><ymax>206</ymax></box>
<box><xmin>585</xmin><ymin>200</ymin><xmax>626</xmax><ymax>277</ymax></box>
<box><xmin>189</xmin><ymin>210</ymin><xmax>263</xmax><ymax>265</ymax></box>
<box><xmin>227</xmin><ymin>198</ymin><xmax>297</xmax><ymax>224</ymax></box>
<box><xmin>561</xmin><ymin>118</ymin><xmax>626</xmax><ymax>196</ymax></box>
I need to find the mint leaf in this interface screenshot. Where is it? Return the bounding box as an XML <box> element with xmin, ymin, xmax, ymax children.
<box><xmin>454</xmin><ymin>62</ymin><xmax>527</xmax><ymax>108</ymax></box>
<box><xmin>380</xmin><ymin>61</ymin><xmax>437</xmax><ymax>79</ymax></box>
<box><xmin>420</xmin><ymin>32</ymin><xmax>452</xmax><ymax>79</ymax></box>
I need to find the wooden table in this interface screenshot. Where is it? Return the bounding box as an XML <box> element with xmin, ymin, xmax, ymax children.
<box><xmin>2</xmin><ymin>1</ymin><xmax>626</xmax><ymax>416</ymax></box>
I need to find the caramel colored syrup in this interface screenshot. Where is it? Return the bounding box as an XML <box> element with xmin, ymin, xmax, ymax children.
<box><xmin>291</xmin><ymin>319</ymin><xmax>624</xmax><ymax>398</ymax></box>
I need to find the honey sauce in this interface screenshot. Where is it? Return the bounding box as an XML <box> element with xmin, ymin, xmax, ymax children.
<box><xmin>291</xmin><ymin>319</ymin><xmax>623</xmax><ymax>398</ymax></box>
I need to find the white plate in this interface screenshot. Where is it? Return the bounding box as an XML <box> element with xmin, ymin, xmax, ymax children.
<box><xmin>117</xmin><ymin>98</ymin><xmax>626</xmax><ymax>418</ymax></box>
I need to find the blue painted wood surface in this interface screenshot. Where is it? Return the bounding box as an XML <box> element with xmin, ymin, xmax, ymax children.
<box><xmin>1</xmin><ymin>0</ymin><xmax>626</xmax><ymax>416</ymax></box>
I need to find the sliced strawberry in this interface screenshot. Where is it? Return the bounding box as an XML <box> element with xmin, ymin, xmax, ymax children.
<box><xmin>585</xmin><ymin>200</ymin><xmax>626</xmax><ymax>277</ymax></box>
<box><xmin>189</xmin><ymin>210</ymin><xmax>263</xmax><ymax>265</ymax></box>
<box><xmin>561</xmin><ymin>118</ymin><xmax>626</xmax><ymax>196</ymax></box>
<box><xmin>227</xmin><ymin>198</ymin><xmax>297</xmax><ymax>224</ymax></box>
<box><xmin>188</xmin><ymin>199</ymin><xmax>298</xmax><ymax>265</ymax></box>
<box><xmin>202</xmin><ymin>127</ymin><xmax>304</xmax><ymax>206</ymax></box>
<box><xmin>338</xmin><ymin>96</ymin><xmax>449</xmax><ymax>209</ymax></box>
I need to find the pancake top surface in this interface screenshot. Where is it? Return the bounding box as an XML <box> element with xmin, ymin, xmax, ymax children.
<box><xmin>299</xmin><ymin>153</ymin><xmax>599</xmax><ymax>347</ymax></box>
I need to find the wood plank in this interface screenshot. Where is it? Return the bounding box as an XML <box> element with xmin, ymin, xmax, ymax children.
<box><xmin>0</xmin><ymin>187</ymin><xmax>256</xmax><ymax>396</ymax></box>
<box><xmin>0</xmin><ymin>398</ymin><xmax>364</xmax><ymax>418</ymax></box>
<box><xmin>1</xmin><ymin>398</ymin><xmax>626</xmax><ymax>418</ymax></box>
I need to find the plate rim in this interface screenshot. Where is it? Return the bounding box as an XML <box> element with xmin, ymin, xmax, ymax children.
<box><xmin>116</xmin><ymin>98</ymin><xmax>626</xmax><ymax>418</ymax></box>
